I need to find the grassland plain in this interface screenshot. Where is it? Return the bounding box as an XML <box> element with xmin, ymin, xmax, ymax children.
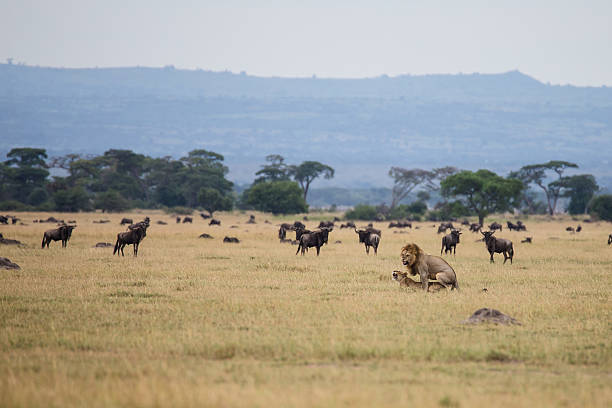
<box><xmin>0</xmin><ymin>211</ymin><xmax>610</xmax><ymax>407</ymax></box>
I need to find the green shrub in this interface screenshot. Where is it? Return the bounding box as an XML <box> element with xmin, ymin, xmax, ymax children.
<box><xmin>345</xmin><ymin>204</ymin><xmax>378</xmax><ymax>220</ymax></box>
<box><xmin>589</xmin><ymin>195</ymin><xmax>612</xmax><ymax>221</ymax></box>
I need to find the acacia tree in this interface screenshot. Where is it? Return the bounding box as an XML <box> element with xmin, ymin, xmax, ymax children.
<box><xmin>289</xmin><ymin>161</ymin><xmax>334</xmax><ymax>201</ymax></box>
<box><xmin>254</xmin><ymin>154</ymin><xmax>291</xmax><ymax>183</ymax></box>
<box><xmin>552</xmin><ymin>174</ymin><xmax>599</xmax><ymax>215</ymax></box>
<box><xmin>388</xmin><ymin>166</ymin><xmax>458</xmax><ymax>208</ymax></box>
<box><xmin>441</xmin><ymin>170</ymin><xmax>524</xmax><ymax>226</ymax></box>
<box><xmin>197</xmin><ymin>187</ymin><xmax>233</xmax><ymax>217</ymax></box>
<box><xmin>510</xmin><ymin>161</ymin><xmax>578</xmax><ymax>215</ymax></box>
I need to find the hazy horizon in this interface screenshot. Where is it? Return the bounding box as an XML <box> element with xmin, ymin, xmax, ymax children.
<box><xmin>2</xmin><ymin>1</ymin><xmax>612</xmax><ymax>86</ymax></box>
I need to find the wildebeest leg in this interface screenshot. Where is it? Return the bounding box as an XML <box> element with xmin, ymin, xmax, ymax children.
<box><xmin>503</xmin><ymin>251</ymin><xmax>508</xmax><ymax>264</ymax></box>
<box><xmin>316</xmin><ymin>245</ymin><xmax>320</xmax><ymax>256</ymax></box>
<box><xmin>295</xmin><ymin>244</ymin><xmax>302</xmax><ymax>256</ymax></box>
<box><xmin>365</xmin><ymin>244</ymin><xmax>369</xmax><ymax>255</ymax></box>
<box><xmin>134</xmin><ymin>242</ymin><xmax>138</xmax><ymax>257</ymax></box>
<box><xmin>374</xmin><ymin>245</ymin><xmax>377</xmax><ymax>255</ymax></box>
<box><xmin>489</xmin><ymin>251</ymin><xmax>495</xmax><ymax>263</ymax></box>
<box><xmin>120</xmin><ymin>243</ymin><xmax>126</xmax><ymax>256</ymax></box>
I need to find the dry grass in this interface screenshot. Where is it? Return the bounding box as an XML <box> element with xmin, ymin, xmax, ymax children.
<box><xmin>1</xmin><ymin>211</ymin><xmax>611</xmax><ymax>407</ymax></box>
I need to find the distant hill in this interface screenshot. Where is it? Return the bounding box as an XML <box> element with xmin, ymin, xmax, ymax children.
<box><xmin>1</xmin><ymin>63</ymin><xmax>611</xmax><ymax>202</ymax></box>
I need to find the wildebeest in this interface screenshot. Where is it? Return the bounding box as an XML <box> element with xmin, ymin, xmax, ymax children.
<box><xmin>246</xmin><ymin>215</ymin><xmax>256</xmax><ymax>224</ymax></box>
<box><xmin>199</xmin><ymin>212</ymin><xmax>211</xmax><ymax>219</ymax></box>
<box><xmin>295</xmin><ymin>228</ymin><xmax>331</xmax><ymax>256</ymax></box>
<box><xmin>209</xmin><ymin>219</ymin><xmax>221</xmax><ymax>226</ymax></box>
<box><xmin>42</xmin><ymin>224</ymin><xmax>76</xmax><ymax>248</ymax></box>
<box><xmin>437</xmin><ymin>222</ymin><xmax>454</xmax><ymax>234</ymax></box>
<box><xmin>576</xmin><ymin>225</ymin><xmax>582</xmax><ymax>233</ymax></box>
<box><xmin>157</xmin><ymin>220</ymin><xmax>167</xmax><ymax>225</ymax></box>
<box><xmin>120</xmin><ymin>218</ymin><xmax>133</xmax><ymax>225</ymax></box>
<box><xmin>461</xmin><ymin>219</ymin><xmax>470</xmax><ymax>226</ymax></box>
<box><xmin>566</xmin><ymin>226</ymin><xmax>575</xmax><ymax>232</ymax></box>
<box><xmin>340</xmin><ymin>221</ymin><xmax>356</xmax><ymax>229</ymax></box>
<box><xmin>354</xmin><ymin>228</ymin><xmax>381</xmax><ymax>255</ymax></box>
<box><xmin>441</xmin><ymin>229</ymin><xmax>462</xmax><ymax>255</ymax></box>
<box><xmin>318</xmin><ymin>221</ymin><xmax>334</xmax><ymax>229</ymax></box>
<box><xmin>294</xmin><ymin>227</ymin><xmax>311</xmax><ymax>241</ymax></box>
<box><xmin>507</xmin><ymin>221</ymin><xmax>527</xmax><ymax>231</ymax></box>
<box><xmin>0</xmin><ymin>215</ymin><xmax>8</xmax><ymax>224</ymax></box>
<box><xmin>113</xmin><ymin>224</ymin><xmax>147</xmax><ymax>256</ymax></box>
<box><xmin>293</xmin><ymin>221</ymin><xmax>306</xmax><ymax>230</ymax></box>
<box><xmin>609</xmin><ymin>234</ymin><xmax>612</xmax><ymax>245</ymax></box>
<box><xmin>489</xmin><ymin>222</ymin><xmax>503</xmax><ymax>232</ymax></box>
<box><xmin>481</xmin><ymin>231</ymin><xmax>514</xmax><ymax>264</ymax></box>
<box><xmin>223</xmin><ymin>236</ymin><xmax>240</xmax><ymax>243</ymax></box>
<box><xmin>176</xmin><ymin>217</ymin><xmax>181</xmax><ymax>223</ymax></box>
<box><xmin>93</xmin><ymin>219</ymin><xmax>110</xmax><ymax>224</ymax></box>
<box><xmin>469</xmin><ymin>223</ymin><xmax>482</xmax><ymax>233</ymax></box>
<box><xmin>389</xmin><ymin>221</ymin><xmax>412</xmax><ymax>229</ymax></box>
<box><xmin>182</xmin><ymin>217</ymin><xmax>193</xmax><ymax>223</ymax></box>
<box><xmin>521</xmin><ymin>237</ymin><xmax>532</xmax><ymax>244</ymax></box>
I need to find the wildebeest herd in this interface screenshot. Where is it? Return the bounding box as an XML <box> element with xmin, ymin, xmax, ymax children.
<box><xmin>1</xmin><ymin>212</ymin><xmax>610</xmax><ymax>293</ymax></box>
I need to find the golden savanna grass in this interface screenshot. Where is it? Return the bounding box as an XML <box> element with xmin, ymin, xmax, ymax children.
<box><xmin>1</xmin><ymin>211</ymin><xmax>611</xmax><ymax>407</ymax></box>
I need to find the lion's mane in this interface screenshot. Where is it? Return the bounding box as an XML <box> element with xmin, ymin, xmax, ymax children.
<box><xmin>401</xmin><ymin>243</ymin><xmax>425</xmax><ymax>276</ymax></box>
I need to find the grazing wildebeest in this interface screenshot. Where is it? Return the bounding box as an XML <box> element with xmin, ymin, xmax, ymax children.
<box><xmin>481</xmin><ymin>231</ymin><xmax>514</xmax><ymax>264</ymax></box>
<box><xmin>209</xmin><ymin>219</ymin><xmax>221</xmax><ymax>226</ymax></box>
<box><xmin>389</xmin><ymin>221</ymin><xmax>412</xmax><ymax>229</ymax></box>
<box><xmin>507</xmin><ymin>221</ymin><xmax>518</xmax><ymax>231</ymax></box>
<box><xmin>296</xmin><ymin>228</ymin><xmax>331</xmax><ymax>256</ymax></box>
<box><xmin>489</xmin><ymin>222</ymin><xmax>503</xmax><ymax>232</ymax></box>
<box><xmin>42</xmin><ymin>224</ymin><xmax>76</xmax><ymax>248</ymax></box>
<box><xmin>461</xmin><ymin>219</ymin><xmax>470</xmax><ymax>226</ymax></box>
<box><xmin>469</xmin><ymin>223</ymin><xmax>482</xmax><ymax>233</ymax></box>
<box><xmin>182</xmin><ymin>217</ymin><xmax>193</xmax><ymax>223</ymax></box>
<box><xmin>521</xmin><ymin>237</ymin><xmax>532</xmax><ymax>244</ymax></box>
<box><xmin>200</xmin><ymin>212</ymin><xmax>211</xmax><ymax>219</ymax></box>
<box><xmin>516</xmin><ymin>221</ymin><xmax>526</xmax><ymax>231</ymax></box>
<box><xmin>120</xmin><ymin>218</ymin><xmax>133</xmax><ymax>225</ymax></box>
<box><xmin>223</xmin><ymin>236</ymin><xmax>240</xmax><ymax>243</ymax></box>
<box><xmin>566</xmin><ymin>226</ymin><xmax>575</xmax><ymax>232</ymax></box>
<box><xmin>0</xmin><ymin>215</ymin><xmax>8</xmax><ymax>224</ymax></box>
<box><xmin>113</xmin><ymin>224</ymin><xmax>147</xmax><ymax>256</ymax></box>
<box><xmin>340</xmin><ymin>221</ymin><xmax>356</xmax><ymax>229</ymax></box>
<box><xmin>278</xmin><ymin>226</ymin><xmax>287</xmax><ymax>240</ymax></box>
<box><xmin>157</xmin><ymin>220</ymin><xmax>167</xmax><ymax>225</ymax></box>
<box><xmin>354</xmin><ymin>228</ymin><xmax>381</xmax><ymax>255</ymax></box>
<box><xmin>441</xmin><ymin>229</ymin><xmax>462</xmax><ymax>255</ymax></box>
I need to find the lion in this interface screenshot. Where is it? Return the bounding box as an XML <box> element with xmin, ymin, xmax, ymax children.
<box><xmin>392</xmin><ymin>270</ymin><xmax>446</xmax><ymax>292</ymax></box>
<box><xmin>400</xmin><ymin>243</ymin><xmax>459</xmax><ymax>291</ymax></box>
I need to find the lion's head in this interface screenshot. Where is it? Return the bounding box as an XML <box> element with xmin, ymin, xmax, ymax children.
<box><xmin>401</xmin><ymin>243</ymin><xmax>424</xmax><ymax>276</ymax></box>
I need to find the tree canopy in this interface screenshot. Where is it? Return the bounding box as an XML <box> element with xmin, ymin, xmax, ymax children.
<box><xmin>441</xmin><ymin>169</ymin><xmax>524</xmax><ymax>225</ymax></box>
<box><xmin>242</xmin><ymin>181</ymin><xmax>308</xmax><ymax>214</ymax></box>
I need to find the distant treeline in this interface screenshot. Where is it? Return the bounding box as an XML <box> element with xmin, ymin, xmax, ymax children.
<box><xmin>1</xmin><ymin>148</ymin><xmax>611</xmax><ymax>222</ymax></box>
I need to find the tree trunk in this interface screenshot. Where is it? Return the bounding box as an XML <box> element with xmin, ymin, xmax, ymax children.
<box><xmin>478</xmin><ymin>214</ymin><xmax>485</xmax><ymax>226</ymax></box>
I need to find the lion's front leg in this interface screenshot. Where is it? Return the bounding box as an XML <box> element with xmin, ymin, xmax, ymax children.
<box><xmin>418</xmin><ymin>266</ymin><xmax>429</xmax><ymax>291</ymax></box>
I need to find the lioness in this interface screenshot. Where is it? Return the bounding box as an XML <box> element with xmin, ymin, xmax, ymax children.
<box><xmin>392</xmin><ymin>270</ymin><xmax>446</xmax><ymax>292</ymax></box>
<box><xmin>401</xmin><ymin>243</ymin><xmax>459</xmax><ymax>291</ymax></box>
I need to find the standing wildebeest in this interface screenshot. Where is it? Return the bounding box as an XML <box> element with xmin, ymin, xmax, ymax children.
<box><xmin>293</xmin><ymin>221</ymin><xmax>306</xmax><ymax>230</ymax></box>
<box><xmin>481</xmin><ymin>231</ymin><xmax>514</xmax><ymax>264</ymax></box>
<box><xmin>113</xmin><ymin>224</ymin><xmax>148</xmax><ymax>256</ymax></box>
<box><xmin>576</xmin><ymin>225</ymin><xmax>582</xmax><ymax>233</ymax></box>
<box><xmin>42</xmin><ymin>224</ymin><xmax>76</xmax><ymax>248</ymax></box>
<box><xmin>176</xmin><ymin>217</ymin><xmax>181</xmax><ymax>223</ymax></box>
<box><xmin>507</xmin><ymin>221</ymin><xmax>527</xmax><ymax>231</ymax></box>
<box><xmin>182</xmin><ymin>217</ymin><xmax>193</xmax><ymax>223</ymax></box>
<box><xmin>441</xmin><ymin>229</ymin><xmax>462</xmax><ymax>255</ymax></box>
<box><xmin>489</xmin><ymin>222</ymin><xmax>503</xmax><ymax>232</ymax></box>
<box><xmin>608</xmin><ymin>234</ymin><xmax>612</xmax><ymax>245</ymax></box>
<box><xmin>354</xmin><ymin>228</ymin><xmax>381</xmax><ymax>255</ymax></box>
<box><xmin>296</xmin><ymin>228</ymin><xmax>331</xmax><ymax>256</ymax></box>
<box><xmin>120</xmin><ymin>218</ymin><xmax>133</xmax><ymax>225</ymax></box>
<box><xmin>469</xmin><ymin>223</ymin><xmax>482</xmax><ymax>233</ymax></box>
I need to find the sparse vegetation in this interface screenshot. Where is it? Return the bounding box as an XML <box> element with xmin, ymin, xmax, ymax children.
<box><xmin>0</xmin><ymin>211</ymin><xmax>610</xmax><ymax>407</ymax></box>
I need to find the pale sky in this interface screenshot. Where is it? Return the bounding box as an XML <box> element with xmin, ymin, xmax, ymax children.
<box><xmin>1</xmin><ymin>0</ymin><xmax>611</xmax><ymax>86</ymax></box>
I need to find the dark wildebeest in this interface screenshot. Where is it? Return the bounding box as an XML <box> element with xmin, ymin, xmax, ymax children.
<box><xmin>469</xmin><ymin>223</ymin><xmax>482</xmax><ymax>233</ymax></box>
<box><xmin>223</xmin><ymin>236</ymin><xmax>240</xmax><ymax>243</ymax></box>
<box><xmin>566</xmin><ymin>226</ymin><xmax>575</xmax><ymax>232</ymax></box>
<box><xmin>42</xmin><ymin>224</ymin><xmax>76</xmax><ymax>248</ymax></box>
<box><xmin>209</xmin><ymin>219</ymin><xmax>221</xmax><ymax>226</ymax></box>
<box><xmin>489</xmin><ymin>222</ymin><xmax>503</xmax><ymax>232</ymax></box>
<box><xmin>318</xmin><ymin>221</ymin><xmax>334</xmax><ymax>229</ymax></box>
<box><xmin>576</xmin><ymin>225</ymin><xmax>582</xmax><ymax>233</ymax></box>
<box><xmin>481</xmin><ymin>230</ymin><xmax>514</xmax><ymax>264</ymax></box>
<box><xmin>441</xmin><ymin>229</ymin><xmax>462</xmax><ymax>255</ymax></box>
<box><xmin>437</xmin><ymin>222</ymin><xmax>454</xmax><ymax>234</ymax></box>
<box><xmin>0</xmin><ymin>215</ymin><xmax>8</xmax><ymax>224</ymax></box>
<box><xmin>516</xmin><ymin>221</ymin><xmax>526</xmax><ymax>231</ymax></box>
<box><xmin>294</xmin><ymin>227</ymin><xmax>311</xmax><ymax>242</ymax></box>
<box><xmin>354</xmin><ymin>228</ymin><xmax>381</xmax><ymax>255</ymax></box>
<box><xmin>389</xmin><ymin>221</ymin><xmax>412</xmax><ymax>229</ymax></box>
<box><xmin>608</xmin><ymin>234</ymin><xmax>612</xmax><ymax>245</ymax></box>
<box><xmin>246</xmin><ymin>215</ymin><xmax>256</xmax><ymax>224</ymax></box>
<box><xmin>507</xmin><ymin>221</ymin><xmax>519</xmax><ymax>231</ymax></box>
<box><xmin>521</xmin><ymin>237</ymin><xmax>532</xmax><ymax>244</ymax></box>
<box><xmin>296</xmin><ymin>228</ymin><xmax>331</xmax><ymax>256</ymax></box>
<box><xmin>293</xmin><ymin>221</ymin><xmax>306</xmax><ymax>230</ymax></box>
<box><xmin>182</xmin><ymin>217</ymin><xmax>193</xmax><ymax>223</ymax></box>
<box><xmin>461</xmin><ymin>219</ymin><xmax>470</xmax><ymax>226</ymax></box>
<box><xmin>200</xmin><ymin>212</ymin><xmax>211</xmax><ymax>219</ymax></box>
<box><xmin>120</xmin><ymin>218</ymin><xmax>133</xmax><ymax>225</ymax></box>
<box><xmin>176</xmin><ymin>216</ymin><xmax>181</xmax><ymax>223</ymax></box>
<box><xmin>113</xmin><ymin>224</ymin><xmax>148</xmax><ymax>256</ymax></box>
<box><xmin>340</xmin><ymin>221</ymin><xmax>356</xmax><ymax>229</ymax></box>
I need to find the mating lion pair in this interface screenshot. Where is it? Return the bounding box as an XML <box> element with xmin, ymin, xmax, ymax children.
<box><xmin>392</xmin><ymin>243</ymin><xmax>459</xmax><ymax>292</ymax></box>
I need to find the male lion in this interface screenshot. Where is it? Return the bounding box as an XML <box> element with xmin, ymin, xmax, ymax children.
<box><xmin>400</xmin><ymin>243</ymin><xmax>459</xmax><ymax>291</ymax></box>
<box><xmin>392</xmin><ymin>270</ymin><xmax>446</xmax><ymax>292</ymax></box>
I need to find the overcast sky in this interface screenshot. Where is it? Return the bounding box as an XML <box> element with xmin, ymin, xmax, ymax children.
<box><xmin>1</xmin><ymin>0</ymin><xmax>611</xmax><ymax>86</ymax></box>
